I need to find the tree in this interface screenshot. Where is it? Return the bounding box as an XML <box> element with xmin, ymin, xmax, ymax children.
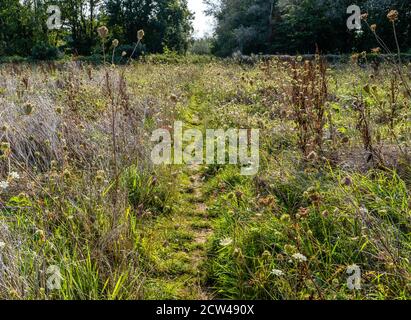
<box><xmin>208</xmin><ymin>0</ymin><xmax>276</xmax><ymax>56</ymax></box>
<box><xmin>0</xmin><ymin>0</ymin><xmax>49</xmax><ymax>56</ymax></box>
<box><xmin>105</xmin><ymin>0</ymin><xmax>193</xmax><ymax>53</ymax></box>
<box><xmin>208</xmin><ymin>0</ymin><xmax>411</xmax><ymax>56</ymax></box>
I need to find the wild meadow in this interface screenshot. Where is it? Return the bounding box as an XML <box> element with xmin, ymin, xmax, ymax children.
<box><xmin>0</xmin><ymin>1</ymin><xmax>411</xmax><ymax>300</ymax></box>
<box><xmin>0</xmin><ymin>50</ymin><xmax>410</xmax><ymax>300</ymax></box>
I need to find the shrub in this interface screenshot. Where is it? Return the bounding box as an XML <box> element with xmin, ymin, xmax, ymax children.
<box><xmin>30</xmin><ymin>43</ymin><xmax>60</xmax><ymax>60</ymax></box>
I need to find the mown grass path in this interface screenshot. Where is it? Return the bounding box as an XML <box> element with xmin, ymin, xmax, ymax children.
<box><xmin>141</xmin><ymin>77</ymin><xmax>214</xmax><ymax>299</ymax></box>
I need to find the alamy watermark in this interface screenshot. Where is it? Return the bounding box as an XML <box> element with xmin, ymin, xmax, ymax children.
<box><xmin>46</xmin><ymin>265</ymin><xmax>63</xmax><ymax>290</ymax></box>
<box><xmin>46</xmin><ymin>5</ymin><xmax>62</xmax><ymax>30</ymax></box>
<box><xmin>347</xmin><ymin>5</ymin><xmax>362</xmax><ymax>31</ymax></box>
<box><xmin>347</xmin><ymin>264</ymin><xmax>361</xmax><ymax>290</ymax></box>
<box><xmin>150</xmin><ymin>122</ymin><xmax>260</xmax><ymax>176</ymax></box>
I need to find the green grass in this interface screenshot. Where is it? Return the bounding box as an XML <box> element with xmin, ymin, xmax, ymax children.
<box><xmin>0</xmin><ymin>59</ymin><xmax>409</xmax><ymax>300</ymax></box>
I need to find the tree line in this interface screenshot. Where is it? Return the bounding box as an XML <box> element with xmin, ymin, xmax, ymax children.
<box><xmin>207</xmin><ymin>0</ymin><xmax>411</xmax><ymax>56</ymax></box>
<box><xmin>1</xmin><ymin>0</ymin><xmax>410</xmax><ymax>59</ymax></box>
<box><xmin>0</xmin><ymin>0</ymin><xmax>192</xmax><ymax>58</ymax></box>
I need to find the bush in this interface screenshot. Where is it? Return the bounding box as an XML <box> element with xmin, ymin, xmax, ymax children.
<box><xmin>0</xmin><ymin>55</ymin><xmax>27</xmax><ymax>64</ymax></box>
<box><xmin>30</xmin><ymin>43</ymin><xmax>60</xmax><ymax>61</ymax></box>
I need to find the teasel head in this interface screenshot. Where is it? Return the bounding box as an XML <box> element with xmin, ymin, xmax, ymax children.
<box><xmin>387</xmin><ymin>10</ymin><xmax>399</xmax><ymax>23</ymax></box>
<box><xmin>371</xmin><ymin>47</ymin><xmax>381</xmax><ymax>54</ymax></box>
<box><xmin>97</xmin><ymin>26</ymin><xmax>109</xmax><ymax>39</ymax></box>
<box><xmin>0</xmin><ymin>142</ymin><xmax>10</xmax><ymax>152</ymax></box>
<box><xmin>137</xmin><ymin>29</ymin><xmax>145</xmax><ymax>41</ymax></box>
<box><xmin>23</xmin><ymin>102</ymin><xmax>34</xmax><ymax>115</ymax></box>
<box><xmin>112</xmin><ymin>39</ymin><xmax>119</xmax><ymax>48</ymax></box>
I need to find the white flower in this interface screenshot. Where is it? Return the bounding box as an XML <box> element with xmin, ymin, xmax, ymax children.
<box><xmin>292</xmin><ymin>253</ymin><xmax>308</xmax><ymax>262</ymax></box>
<box><xmin>271</xmin><ymin>269</ymin><xmax>284</xmax><ymax>276</ymax></box>
<box><xmin>359</xmin><ymin>206</ymin><xmax>369</xmax><ymax>215</ymax></box>
<box><xmin>220</xmin><ymin>237</ymin><xmax>233</xmax><ymax>246</ymax></box>
<box><xmin>0</xmin><ymin>241</ymin><xmax>5</xmax><ymax>249</ymax></box>
<box><xmin>9</xmin><ymin>171</ymin><xmax>20</xmax><ymax>180</ymax></box>
<box><xmin>0</xmin><ymin>181</ymin><xmax>9</xmax><ymax>190</ymax></box>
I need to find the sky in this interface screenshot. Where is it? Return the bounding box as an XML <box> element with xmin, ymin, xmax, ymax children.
<box><xmin>188</xmin><ymin>0</ymin><xmax>215</xmax><ymax>38</ymax></box>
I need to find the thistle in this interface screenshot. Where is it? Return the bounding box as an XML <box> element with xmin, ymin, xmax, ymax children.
<box><xmin>111</xmin><ymin>39</ymin><xmax>119</xmax><ymax>64</ymax></box>
<box><xmin>387</xmin><ymin>10</ymin><xmax>398</xmax><ymax>23</ymax></box>
<box><xmin>137</xmin><ymin>29</ymin><xmax>145</xmax><ymax>41</ymax></box>
<box><xmin>97</xmin><ymin>26</ymin><xmax>109</xmax><ymax>39</ymax></box>
<box><xmin>128</xmin><ymin>29</ymin><xmax>145</xmax><ymax>64</ymax></box>
<box><xmin>97</xmin><ymin>26</ymin><xmax>109</xmax><ymax>64</ymax></box>
<box><xmin>23</xmin><ymin>102</ymin><xmax>34</xmax><ymax>115</ymax></box>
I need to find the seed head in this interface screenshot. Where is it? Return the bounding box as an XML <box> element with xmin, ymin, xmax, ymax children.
<box><xmin>387</xmin><ymin>10</ymin><xmax>398</xmax><ymax>22</ymax></box>
<box><xmin>97</xmin><ymin>26</ymin><xmax>109</xmax><ymax>39</ymax></box>
<box><xmin>0</xmin><ymin>142</ymin><xmax>10</xmax><ymax>152</ymax></box>
<box><xmin>112</xmin><ymin>39</ymin><xmax>119</xmax><ymax>48</ymax></box>
<box><xmin>137</xmin><ymin>29</ymin><xmax>145</xmax><ymax>40</ymax></box>
<box><xmin>370</xmin><ymin>24</ymin><xmax>377</xmax><ymax>32</ymax></box>
<box><xmin>371</xmin><ymin>47</ymin><xmax>381</xmax><ymax>54</ymax></box>
<box><xmin>23</xmin><ymin>102</ymin><xmax>34</xmax><ymax>115</ymax></box>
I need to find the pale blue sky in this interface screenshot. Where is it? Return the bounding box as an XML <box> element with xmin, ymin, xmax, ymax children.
<box><xmin>188</xmin><ymin>0</ymin><xmax>215</xmax><ymax>38</ymax></box>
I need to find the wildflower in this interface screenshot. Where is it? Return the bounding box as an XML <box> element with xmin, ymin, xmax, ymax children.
<box><xmin>371</xmin><ymin>47</ymin><xmax>381</xmax><ymax>54</ymax></box>
<box><xmin>322</xmin><ymin>210</ymin><xmax>329</xmax><ymax>218</ymax></box>
<box><xmin>137</xmin><ymin>29</ymin><xmax>145</xmax><ymax>41</ymax></box>
<box><xmin>0</xmin><ymin>181</ymin><xmax>9</xmax><ymax>190</ymax></box>
<box><xmin>0</xmin><ymin>241</ymin><xmax>5</xmax><ymax>249</ymax></box>
<box><xmin>292</xmin><ymin>253</ymin><xmax>308</xmax><ymax>262</ymax></box>
<box><xmin>351</xmin><ymin>53</ymin><xmax>360</xmax><ymax>63</ymax></box>
<box><xmin>170</xmin><ymin>94</ymin><xmax>178</xmax><ymax>102</ymax></box>
<box><xmin>233</xmin><ymin>247</ymin><xmax>243</xmax><ymax>258</ymax></box>
<box><xmin>271</xmin><ymin>269</ymin><xmax>284</xmax><ymax>276</ymax></box>
<box><xmin>220</xmin><ymin>237</ymin><xmax>233</xmax><ymax>246</ymax></box>
<box><xmin>35</xmin><ymin>229</ymin><xmax>46</xmax><ymax>242</ymax></box>
<box><xmin>284</xmin><ymin>244</ymin><xmax>296</xmax><ymax>255</ymax></box>
<box><xmin>96</xmin><ymin>170</ymin><xmax>105</xmax><ymax>183</ymax></box>
<box><xmin>121</xmin><ymin>51</ymin><xmax>127</xmax><ymax>57</ymax></box>
<box><xmin>280</xmin><ymin>214</ymin><xmax>290</xmax><ymax>222</ymax></box>
<box><xmin>97</xmin><ymin>26</ymin><xmax>109</xmax><ymax>39</ymax></box>
<box><xmin>112</xmin><ymin>39</ymin><xmax>119</xmax><ymax>48</ymax></box>
<box><xmin>387</xmin><ymin>10</ymin><xmax>399</xmax><ymax>23</ymax></box>
<box><xmin>262</xmin><ymin>250</ymin><xmax>272</xmax><ymax>260</ymax></box>
<box><xmin>63</xmin><ymin>169</ymin><xmax>71</xmax><ymax>179</ymax></box>
<box><xmin>342</xmin><ymin>176</ymin><xmax>352</xmax><ymax>186</ymax></box>
<box><xmin>298</xmin><ymin>207</ymin><xmax>310</xmax><ymax>218</ymax></box>
<box><xmin>9</xmin><ymin>171</ymin><xmax>20</xmax><ymax>180</ymax></box>
<box><xmin>359</xmin><ymin>206</ymin><xmax>369</xmax><ymax>215</ymax></box>
<box><xmin>370</xmin><ymin>24</ymin><xmax>377</xmax><ymax>32</ymax></box>
<box><xmin>0</xmin><ymin>142</ymin><xmax>10</xmax><ymax>152</ymax></box>
<box><xmin>360</xmin><ymin>13</ymin><xmax>368</xmax><ymax>21</ymax></box>
<box><xmin>23</xmin><ymin>102</ymin><xmax>34</xmax><ymax>115</ymax></box>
